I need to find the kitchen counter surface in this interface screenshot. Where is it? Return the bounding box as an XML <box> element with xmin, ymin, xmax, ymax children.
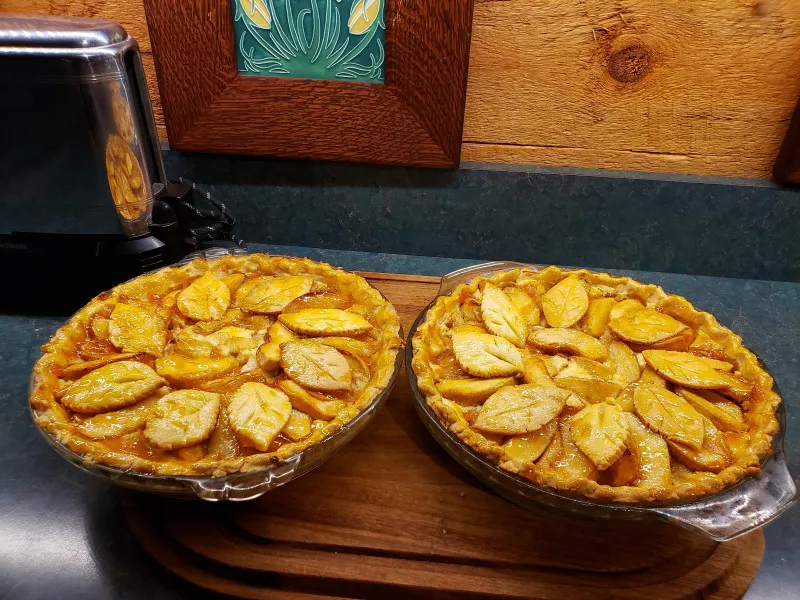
<box><xmin>1</xmin><ymin>244</ymin><xmax>798</xmax><ymax>599</ymax></box>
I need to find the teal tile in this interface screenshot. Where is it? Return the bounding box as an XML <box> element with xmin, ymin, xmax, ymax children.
<box><xmin>232</xmin><ymin>0</ymin><xmax>385</xmax><ymax>82</ymax></box>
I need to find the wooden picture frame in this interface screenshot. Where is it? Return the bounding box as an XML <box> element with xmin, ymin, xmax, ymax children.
<box><xmin>774</xmin><ymin>96</ymin><xmax>800</xmax><ymax>183</ymax></box>
<box><xmin>143</xmin><ymin>0</ymin><xmax>474</xmax><ymax>168</ymax></box>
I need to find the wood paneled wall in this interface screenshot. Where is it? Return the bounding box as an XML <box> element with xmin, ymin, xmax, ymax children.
<box><xmin>4</xmin><ymin>0</ymin><xmax>800</xmax><ymax>178</ymax></box>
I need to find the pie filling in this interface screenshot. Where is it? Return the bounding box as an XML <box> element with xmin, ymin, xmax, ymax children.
<box><xmin>411</xmin><ymin>266</ymin><xmax>781</xmax><ymax>504</ymax></box>
<box><xmin>31</xmin><ymin>254</ymin><xmax>402</xmax><ymax>477</ymax></box>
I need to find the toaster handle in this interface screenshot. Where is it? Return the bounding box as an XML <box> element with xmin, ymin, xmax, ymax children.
<box><xmin>127</xmin><ymin>44</ymin><xmax>166</xmax><ymax>184</ymax></box>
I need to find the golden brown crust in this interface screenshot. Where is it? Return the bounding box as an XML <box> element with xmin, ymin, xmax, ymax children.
<box><xmin>411</xmin><ymin>266</ymin><xmax>780</xmax><ymax>504</ymax></box>
<box><xmin>31</xmin><ymin>254</ymin><xmax>402</xmax><ymax>477</ymax></box>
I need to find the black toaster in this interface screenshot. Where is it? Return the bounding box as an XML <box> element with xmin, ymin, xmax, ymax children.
<box><xmin>0</xmin><ymin>14</ymin><xmax>239</xmax><ymax>311</ymax></box>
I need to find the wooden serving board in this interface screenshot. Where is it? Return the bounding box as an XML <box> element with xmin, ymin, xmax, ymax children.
<box><xmin>124</xmin><ymin>272</ymin><xmax>765</xmax><ymax>599</ymax></box>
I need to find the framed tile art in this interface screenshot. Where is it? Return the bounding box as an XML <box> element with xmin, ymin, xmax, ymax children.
<box><xmin>143</xmin><ymin>0</ymin><xmax>473</xmax><ymax>167</ymax></box>
<box><xmin>233</xmin><ymin>0</ymin><xmax>386</xmax><ymax>83</ymax></box>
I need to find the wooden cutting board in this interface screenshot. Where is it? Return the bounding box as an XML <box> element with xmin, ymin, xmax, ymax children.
<box><xmin>124</xmin><ymin>272</ymin><xmax>765</xmax><ymax>599</ymax></box>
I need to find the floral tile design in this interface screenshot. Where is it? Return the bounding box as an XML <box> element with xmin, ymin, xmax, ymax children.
<box><xmin>233</xmin><ymin>0</ymin><xmax>385</xmax><ymax>82</ymax></box>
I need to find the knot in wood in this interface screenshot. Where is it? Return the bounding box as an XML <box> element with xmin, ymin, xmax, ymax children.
<box><xmin>608</xmin><ymin>45</ymin><xmax>650</xmax><ymax>83</ymax></box>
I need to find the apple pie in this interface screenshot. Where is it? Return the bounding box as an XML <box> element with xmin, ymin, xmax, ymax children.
<box><xmin>31</xmin><ymin>254</ymin><xmax>402</xmax><ymax>476</ymax></box>
<box><xmin>411</xmin><ymin>266</ymin><xmax>782</xmax><ymax>503</ymax></box>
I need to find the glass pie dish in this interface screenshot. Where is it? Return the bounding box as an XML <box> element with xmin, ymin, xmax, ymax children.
<box><xmin>30</xmin><ymin>248</ymin><xmax>404</xmax><ymax>501</ymax></box>
<box><xmin>406</xmin><ymin>261</ymin><xmax>796</xmax><ymax>541</ymax></box>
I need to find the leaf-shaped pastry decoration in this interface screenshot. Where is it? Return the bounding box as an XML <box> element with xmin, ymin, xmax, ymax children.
<box><xmin>689</xmin><ymin>329</ymin><xmax>726</xmax><ymax>360</ymax></box>
<box><xmin>502</xmin><ymin>419</ymin><xmax>559</xmax><ymax>463</ymax></box>
<box><xmin>91</xmin><ymin>317</ymin><xmax>110</xmax><ymax>340</ymax></box>
<box><xmin>77</xmin><ymin>395</ymin><xmax>160</xmax><ymax>439</ymax></box>
<box><xmin>583</xmin><ymin>297</ymin><xmax>615</xmax><ymax>337</ymax></box>
<box><xmin>552</xmin><ymin>414</ymin><xmax>598</xmax><ymax>481</ymax></box>
<box><xmin>554</xmin><ymin>371</ymin><xmax>622</xmax><ymax>404</ymax></box>
<box><xmin>175</xmin><ymin>329</ymin><xmax>215</xmax><ymax>358</ymax></box>
<box><xmin>206</xmin><ymin>409</ymin><xmax>240</xmax><ymax>460</ymax></box>
<box><xmin>279</xmin><ymin>309</ymin><xmax>372</xmax><ymax>337</ymax></box>
<box><xmin>280</xmin><ymin>339</ymin><xmax>353</xmax><ymax>392</ymax></box>
<box><xmin>108</xmin><ymin>303</ymin><xmax>166</xmax><ymax>355</ymax></box>
<box><xmin>278</xmin><ymin>380</ymin><xmax>347</xmax><ymax>421</ymax></box>
<box><xmin>205</xmin><ymin>326</ymin><xmax>259</xmax><ymax>356</ymax></box>
<box><xmin>155</xmin><ymin>355</ymin><xmax>239</xmax><ymax>384</ymax></box>
<box><xmin>608</xmin><ymin>340</ymin><xmax>640</xmax><ymax>385</ymax></box>
<box><xmin>459</xmin><ymin>297</ymin><xmax>482</xmax><ymax>325</ymax></box>
<box><xmin>633</xmin><ymin>385</ymin><xmax>705</xmax><ymax>450</ymax></box>
<box><xmin>697</xmin><ymin>356</ymin><xmax>734</xmax><ymax>372</ymax></box>
<box><xmin>542</xmin><ymin>354</ymin><xmax>569</xmax><ymax>377</ymax></box>
<box><xmin>568</xmin><ymin>357</ymin><xmax>615</xmax><ymax>379</ymax></box>
<box><xmin>541</xmin><ymin>275</ymin><xmax>589</xmax><ymax>328</ymax></box>
<box><xmin>177</xmin><ymin>271</ymin><xmax>231</xmax><ymax>321</ymax></box>
<box><xmin>480</xmin><ymin>284</ymin><xmax>527</xmax><ymax>347</ymax></box>
<box><xmin>720</xmin><ymin>374</ymin><xmax>754</xmax><ymax>403</ymax></box>
<box><xmin>452</xmin><ymin>324</ymin><xmax>487</xmax><ymax>336</ymax></box>
<box><xmin>442</xmin><ymin>397</ymin><xmax>470</xmax><ymax>428</ymax></box>
<box><xmin>569</xmin><ymin>403</ymin><xmax>629</xmax><ymax>470</ymax></box>
<box><xmin>645</xmin><ymin>327</ymin><xmax>695</xmax><ymax>352</ymax></box>
<box><xmin>642</xmin><ymin>350</ymin><xmax>734</xmax><ymax>389</ymax></box>
<box><xmin>607</xmin><ymin>451</ymin><xmax>639</xmax><ymax>486</ymax></box>
<box><xmin>668</xmin><ymin>417</ymin><xmax>732</xmax><ymax>473</ymax></box>
<box><xmin>436</xmin><ymin>377</ymin><xmax>516</xmax><ymax>405</ymax></box>
<box><xmin>221</xmin><ymin>273</ymin><xmax>246</xmax><ymax>294</ymax></box>
<box><xmin>268</xmin><ymin>321</ymin><xmax>297</xmax><ymax>345</ymax></box>
<box><xmin>282</xmin><ymin>409</ymin><xmax>312</xmax><ymax>442</ymax></box>
<box><xmin>535</xmin><ymin>423</ymin><xmax>564</xmax><ymax>467</ymax></box>
<box><xmin>676</xmin><ymin>387</ymin><xmax>747</xmax><ymax>432</ymax></box>
<box><xmin>521</xmin><ymin>353</ymin><xmax>552</xmax><ymax>386</ymax></box>
<box><xmin>613</xmin><ymin>384</ymin><xmax>636</xmax><ymax>412</ymax></box>
<box><xmin>60</xmin><ymin>361</ymin><xmax>164</xmax><ymax>414</ymax></box>
<box><xmin>609</xmin><ymin>308</ymin><xmax>688</xmax><ymax>345</ymax></box>
<box><xmin>609</xmin><ymin>299</ymin><xmax>644</xmax><ymax>321</ymax></box>
<box><xmin>177</xmin><ymin>445</ymin><xmax>206</xmax><ymax>462</ymax></box>
<box><xmin>319</xmin><ymin>337</ymin><xmax>373</xmax><ymax>365</ymax></box>
<box><xmin>473</xmin><ymin>384</ymin><xmax>570</xmax><ymax>435</ymax></box>
<box><xmin>234</xmin><ymin>276</ymin><xmax>314</xmax><ymax>314</ymax></box>
<box><xmin>62</xmin><ymin>352</ymin><xmax>141</xmax><ymax>378</ymax></box>
<box><xmin>227</xmin><ymin>383</ymin><xmax>292</xmax><ymax>451</ymax></box>
<box><xmin>638</xmin><ymin>366</ymin><xmax>668</xmax><ymax>388</ymax></box>
<box><xmin>451</xmin><ymin>330</ymin><xmax>523</xmax><ymax>377</ymax></box>
<box><xmin>504</xmin><ymin>287</ymin><xmax>540</xmax><ymax>327</ymax></box>
<box><xmin>256</xmin><ymin>342</ymin><xmax>282</xmax><ymax>372</ymax></box>
<box><xmin>284</xmin><ymin>291</ymin><xmax>350</xmax><ymax>313</ymax></box>
<box><xmin>144</xmin><ymin>390</ymin><xmax>221</xmax><ymax>450</ymax></box>
<box><xmin>625</xmin><ymin>412</ymin><xmax>671</xmax><ymax>488</ymax></box>
<box><xmin>529</xmin><ymin>328</ymin><xmax>609</xmax><ymax>361</ymax></box>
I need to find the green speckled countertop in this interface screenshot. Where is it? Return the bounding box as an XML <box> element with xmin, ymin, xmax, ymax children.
<box><xmin>1</xmin><ymin>244</ymin><xmax>797</xmax><ymax>599</ymax></box>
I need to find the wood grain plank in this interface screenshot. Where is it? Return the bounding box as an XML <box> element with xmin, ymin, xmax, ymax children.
<box><xmin>461</xmin><ymin>141</ymin><xmax>777</xmax><ymax>179</ymax></box>
<box><xmin>164</xmin><ymin>517</ymin><xmax>750</xmax><ymax>599</ymax></box>
<box><xmin>129</xmin><ymin>504</ymin><xmax>762</xmax><ymax>600</ymax></box>
<box><xmin>462</xmin><ymin>0</ymin><xmax>800</xmax><ymax>178</ymax></box>
<box><xmin>127</xmin><ymin>513</ymin><xmax>353</xmax><ymax>600</ymax></box>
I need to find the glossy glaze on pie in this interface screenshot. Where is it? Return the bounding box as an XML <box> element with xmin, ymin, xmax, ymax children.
<box><xmin>411</xmin><ymin>266</ymin><xmax>781</xmax><ymax>503</ymax></box>
<box><xmin>31</xmin><ymin>254</ymin><xmax>402</xmax><ymax>476</ymax></box>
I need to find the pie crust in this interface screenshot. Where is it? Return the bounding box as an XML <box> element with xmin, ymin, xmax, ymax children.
<box><xmin>411</xmin><ymin>266</ymin><xmax>781</xmax><ymax>504</ymax></box>
<box><xmin>31</xmin><ymin>254</ymin><xmax>402</xmax><ymax>477</ymax></box>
